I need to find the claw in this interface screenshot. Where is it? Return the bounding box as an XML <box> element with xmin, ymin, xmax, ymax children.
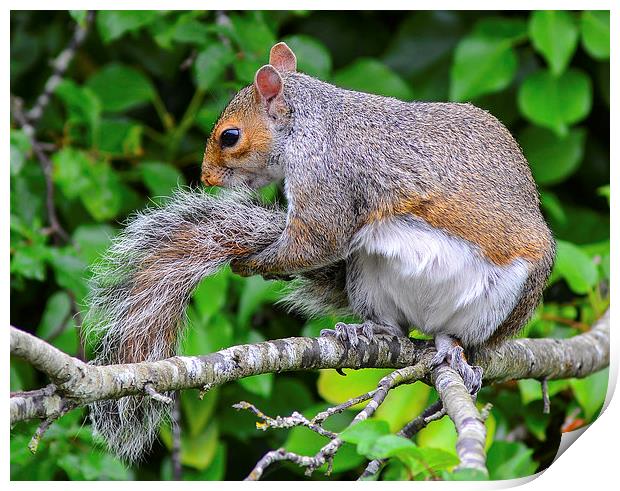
<box><xmin>320</xmin><ymin>321</ymin><xmax>378</xmax><ymax>347</ymax></box>
<box><xmin>433</xmin><ymin>335</ymin><xmax>483</xmax><ymax>395</ymax></box>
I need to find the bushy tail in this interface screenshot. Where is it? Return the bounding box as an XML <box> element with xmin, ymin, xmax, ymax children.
<box><xmin>85</xmin><ymin>188</ymin><xmax>286</xmax><ymax>461</ymax></box>
<box><xmin>86</xmin><ymin>187</ymin><xmax>351</xmax><ymax>461</ymax></box>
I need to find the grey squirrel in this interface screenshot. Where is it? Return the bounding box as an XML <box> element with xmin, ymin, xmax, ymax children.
<box><xmin>87</xmin><ymin>42</ymin><xmax>555</xmax><ymax>461</ymax></box>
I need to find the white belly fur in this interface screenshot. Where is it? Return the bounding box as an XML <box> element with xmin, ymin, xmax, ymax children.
<box><xmin>349</xmin><ymin>216</ymin><xmax>530</xmax><ymax>347</ymax></box>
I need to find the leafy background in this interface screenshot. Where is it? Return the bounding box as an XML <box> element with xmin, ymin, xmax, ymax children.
<box><xmin>10</xmin><ymin>10</ymin><xmax>609</xmax><ymax>481</ymax></box>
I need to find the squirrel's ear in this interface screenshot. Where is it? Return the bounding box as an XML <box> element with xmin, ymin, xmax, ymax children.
<box><xmin>269</xmin><ymin>42</ymin><xmax>297</xmax><ymax>72</ymax></box>
<box><xmin>254</xmin><ymin>65</ymin><xmax>283</xmax><ymax>102</ymax></box>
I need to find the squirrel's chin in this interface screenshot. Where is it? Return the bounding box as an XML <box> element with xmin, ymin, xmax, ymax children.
<box><xmin>231</xmin><ymin>171</ymin><xmax>277</xmax><ymax>190</ymax></box>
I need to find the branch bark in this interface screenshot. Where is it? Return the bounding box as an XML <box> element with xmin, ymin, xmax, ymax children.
<box><xmin>10</xmin><ymin>310</ymin><xmax>609</xmax><ymax>426</ymax></box>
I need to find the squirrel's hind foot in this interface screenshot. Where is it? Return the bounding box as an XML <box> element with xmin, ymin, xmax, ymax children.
<box><xmin>320</xmin><ymin>321</ymin><xmax>403</xmax><ymax>348</ymax></box>
<box><xmin>432</xmin><ymin>334</ymin><xmax>483</xmax><ymax>395</ymax></box>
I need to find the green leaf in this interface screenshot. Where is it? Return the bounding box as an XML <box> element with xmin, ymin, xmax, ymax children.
<box><xmin>69</xmin><ymin>10</ymin><xmax>87</xmax><ymax>25</ymax></box>
<box><xmin>333</xmin><ymin>58</ymin><xmax>413</xmax><ymax>100</ymax></box>
<box><xmin>96</xmin><ymin>10</ymin><xmax>161</xmax><ymax>43</ymax></box>
<box><xmin>180</xmin><ymin>388</ymin><xmax>219</xmax><ymax>437</ymax></box>
<box><xmin>196</xmin><ymin>98</ymin><xmax>229</xmax><ymax>134</ymax></box>
<box><xmin>194</xmin><ymin>43</ymin><xmax>234</xmax><ymax>90</ymax></box>
<box><xmin>183</xmin><ymin>443</ymin><xmax>227</xmax><ymax>480</ymax></box>
<box><xmin>184</xmin><ymin>309</ymin><xmax>233</xmax><ymax>355</ymax></box>
<box><xmin>10</xmin><ymin>129</ymin><xmax>30</xmax><ymax>176</ymax></box>
<box><xmin>10</xmin><ymin>243</ymin><xmax>49</xmax><ymax>281</ymax></box>
<box><xmin>548</xmin><ymin>204</ymin><xmax>609</xmax><ymax>245</ymax></box>
<box><xmin>486</xmin><ymin>441</ymin><xmax>538</xmax><ymax>479</ymax></box>
<box><xmin>230</xmin><ymin>11</ymin><xmax>275</xmax><ymax>55</ymax></box>
<box><xmin>80</xmin><ymin>163</ymin><xmax>124</xmax><ymax>221</ymax></box>
<box><xmin>86</xmin><ymin>64</ymin><xmax>155</xmax><ymax>112</ymax></box>
<box><xmin>417</xmin><ymin>407</ymin><xmax>495</xmax><ymax>454</ymax></box>
<box><xmin>282</xmin><ymin>35</ymin><xmax>332</xmax><ymax>79</ymax></box>
<box><xmin>37</xmin><ymin>291</ymin><xmax>72</xmax><ymax>340</ymax></box>
<box><xmin>53</xmin><ymin>148</ymin><xmax>125</xmax><ymax>221</ymax></box>
<box><xmin>236</xmin><ymin>275</ymin><xmax>283</xmax><ymax>326</ymax></box>
<box><xmin>73</xmin><ymin>224</ymin><xmax>115</xmax><ymax>264</ymax></box>
<box><xmin>318</xmin><ymin>368</ymin><xmax>392</xmax><ymax>408</ymax></box>
<box><xmin>55</xmin><ymin>79</ymin><xmax>101</xmax><ymax>142</ymax></box>
<box><xmin>51</xmin><ymin>147</ymin><xmax>89</xmax><ymax>198</ymax></box>
<box><xmin>524</xmin><ymin>406</ymin><xmax>550</xmax><ymax>441</ymax></box>
<box><xmin>416</xmin><ymin>414</ymin><xmax>460</xmax><ymax>464</ymax></box>
<box><xmin>554</xmin><ymin>240</ymin><xmax>598</xmax><ymax>294</ymax></box>
<box><xmin>10</xmin><ymin>363</ymin><xmax>25</xmax><ymax>392</ymax></box>
<box><xmin>339</xmin><ymin>419</ymin><xmax>390</xmax><ymax>445</ymax></box>
<box><xmin>540</xmin><ymin>191</ymin><xmax>567</xmax><ymax>225</ymax></box>
<box><xmin>472</xmin><ymin>17</ymin><xmax>528</xmax><ymax>42</ymax></box>
<box><xmin>150</xmin><ymin>12</ymin><xmax>210</xmax><ymax>49</ymax></box>
<box><xmin>374</xmin><ymin>382</ymin><xmax>431</xmax><ymax>432</ymax></box>
<box><xmin>529</xmin><ymin>11</ymin><xmax>578</xmax><ymax>75</ymax></box>
<box><xmin>450</xmin><ymin>36</ymin><xmax>518</xmax><ymax>101</ymax></box>
<box><xmin>97</xmin><ymin>118</ymin><xmax>143</xmax><ymax>157</ymax></box>
<box><xmin>445</xmin><ymin>468</ymin><xmax>489</xmax><ymax>481</ymax></box>
<box><xmin>192</xmin><ymin>268</ymin><xmax>230</xmax><ymax>320</ymax></box>
<box><xmin>48</xmin><ymin>248</ymin><xmax>89</xmax><ymax>300</ymax></box>
<box><xmin>57</xmin><ymin>452</ymin><xmax>132</xmax><ymax>480</ymax></box>
<box><xmin>238</xmin><ymin>373</ymin><xmax>274</xmax><ymax>398</ymax></box>
<box><xmin>160</xmin><ymin>421</ymin><xmax>219</xmax><ymax>471</ymax></box>
<box><xmin>597</xmin><ymin>185</ymin><xmax>610</xmax><ymax>205</ymax></box>
<box><xmin>139</xmin><ymin>161</ymin><xmax>185</xmax><ymax>197</ymax></box>
<box><xmin>230</xmin><ymin>12</ymin><xmax>276</xmax><ymax>84</ymax></box>
<box><xmin>570</xmin><ymin>368</ymin><xmax>609</xmax><ymax>420</ymax></box>
<box><xmin>518</xmin><ymin>69</ymin><xmax>592</xmax><ymax>136</ymax></box>
<box><xmin>384</xmin><ymin>11</ymin><xmax>465</xmax><ymax>78</ymax></box>
<box><xmin>363</xmin><ymin>434</ymin><xmax>415</xmax><ymax>458</ymax></box>
<box><xmin>581</xmin><ymin>11</ymin><xmax>610</xmax><ymax>60</ymax></box>
<box><xmin>520</xmin><ymin>126</ymin><xmax>586</xmax><ymax>185</ymax></box>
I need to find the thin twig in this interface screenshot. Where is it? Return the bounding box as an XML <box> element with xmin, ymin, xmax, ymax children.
<box><xmin>541</xmin><ymin>378</ymin><xmax>551</xmax><ymax>414</ymax></box>
<box><xmin>26</xmin><ymin>11</ymin><xmax>95</xmax><ymax>123</ymax></box>
<box><xmin>171</xmin><ymin>396</ymin><xmax>183</xmax><ymax>480</ymax></box>
<box><xmin>245</xmin><ymin>363</ymin><xmax>428</xmax><ymax>480</ymax></box>
<box><xmin>144</xmin><ymin>384</ymin><xmax>174</xmax><ymax>405</ymax></box>
<box><xmin>11</xmin><ymin>96</ymin><xmax>69</xmax><ymax>243</ymax></box>
<box><xmin>27</xmin><ymin>402</ymin><xmax>73</xmax><ymax>454</ymax></box>
<box><xmin>311</xmin><ymin>389</ymin><xmax>380</xmax><ymax>425</ymax></box>
<box><xmin>215</xmin><ymin>11</ymin><xmax>232</xmax><ymax>48</ymax></box>
<box><xmin>180</xmin><ymin>49</ymin><xmax>197</xmax><ymax>70</ymax></box>
<box><xmin>234</xmin><ymin>401</ymin><xmax>337</xmax><ymax>439</ymax></box>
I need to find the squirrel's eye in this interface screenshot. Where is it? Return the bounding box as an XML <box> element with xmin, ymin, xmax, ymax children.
<box><xmin>220</xmin><ymin>128</ymin><xmax>240</xmax><ymax>148</ymax></box>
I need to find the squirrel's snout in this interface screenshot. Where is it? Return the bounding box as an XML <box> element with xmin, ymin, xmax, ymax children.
<box><xmin>201</xmin><ymin>169</ymin><xmax>222</xmax><ymax>187</ymax></box>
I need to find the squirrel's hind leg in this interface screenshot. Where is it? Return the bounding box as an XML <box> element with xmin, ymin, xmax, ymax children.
<box><xmin>320</xmin><ymin>320</ymin><xmax>405</xmax><ymax>348</ymax></box>
<box><xmin>432</xmin><ymin>334</ymin><xmax>483</xmax><ymax>395</ymax></box>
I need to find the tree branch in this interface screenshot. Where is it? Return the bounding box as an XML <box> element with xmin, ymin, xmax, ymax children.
<box><xmin>431</xmin><ymin>364</ymin><xmax>487</xmax><ymax>474</ymax></box>
<box><xmin>10</xmin><ymin>310</ymin><xmax>609</xmax><ymax>426</ymax></box>
<box><xmin>10</xmin><ymin>310</ymin><xmax>609</xmax><ymax>478</ymax></box>
<box><xmin>26</xmin><ymin>11</ymin><xmax>95</xmax><ymax>123</ymax></box>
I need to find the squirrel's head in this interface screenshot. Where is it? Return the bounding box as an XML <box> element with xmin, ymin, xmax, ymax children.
<box><xmin>201</xmin><ymin>42</ymin><xmax>297</xmax><ymax>189</ymax></box>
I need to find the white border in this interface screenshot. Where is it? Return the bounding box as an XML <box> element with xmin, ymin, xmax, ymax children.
<box><xmin>4</xmin><ymin>3</ymin><xmax>617</xmax><ymax>488</ymax></box>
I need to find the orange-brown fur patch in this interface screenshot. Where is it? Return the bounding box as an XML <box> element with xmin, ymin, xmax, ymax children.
<box><xmin>369</xmin><ymin>193</ymin><xmax>551</xmax><ymax>266</ymax></box>
<box><xmin>202</xmin><ymin>92</ymin><xmax>272</xmax><ymax>187</ymax></box>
